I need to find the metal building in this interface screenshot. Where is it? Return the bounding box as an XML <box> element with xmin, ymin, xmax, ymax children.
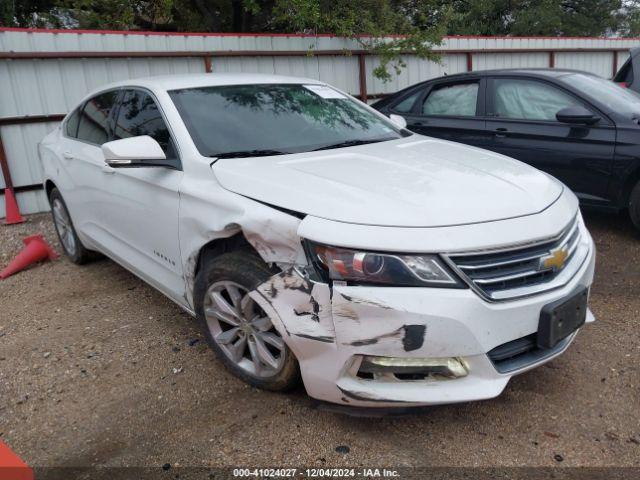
<box><xmin>1</xmin><ymin>28</ymin><xmax>639</xmax><ymax>216</ymax></box>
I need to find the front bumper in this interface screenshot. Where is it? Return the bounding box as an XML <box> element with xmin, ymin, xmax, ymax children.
<box><xmin>252</xmin><ymin>229</ymin><xmax>596</xmax><ymax>408</ymax></box>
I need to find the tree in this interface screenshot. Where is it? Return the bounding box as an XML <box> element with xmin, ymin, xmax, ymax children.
<box><xmin>271</xmin><ymin>0</ymin><xmax>450</xmax><ymax>81</ymax></box>
<box><xmin>434</xmin><ymin>0</ymin><xmax>625</xmax><ymax>36</ymax></box>
<box><xmin>1</xmin><ymin>0</ymin><xmax>58</xmax><ymax>27</ymax></box>
<box><xmin>560</xmin><ymin>0</ymin><xmax>624</xmax><ymax>36</ymax></box>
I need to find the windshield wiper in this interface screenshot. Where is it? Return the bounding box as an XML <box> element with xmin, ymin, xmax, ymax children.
<box><xmin>211</xmin><ymin>149</ymin><xmax>288</xmax><ymax>159</ymax></box>
<box><xmin>311</xmin><ymin>137</ymin><xmax>394</xmax><ymax>151</ymax></box>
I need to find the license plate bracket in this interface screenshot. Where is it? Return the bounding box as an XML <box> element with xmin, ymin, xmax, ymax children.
<box><xmin>537</xmin><ymin>287</ymin><xmax>588</xmax><ymax>349</ymax></box>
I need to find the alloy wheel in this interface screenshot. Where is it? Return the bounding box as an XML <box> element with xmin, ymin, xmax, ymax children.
<box><xmin>52</xmin><ymin>198</ymin><xmax>77</xmax><ymax>256</ymax></box>
<box><xmin>203</xmin><ymin>281</ymin><xmax>286</xmax><ymax>378</ymax></box>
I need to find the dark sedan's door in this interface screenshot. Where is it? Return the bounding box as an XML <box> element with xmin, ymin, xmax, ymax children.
<box><xmin>485</xmin><ymin>77</ymin><xmax>616</xmax><ymax>206</ymax></box>
<box><xmin>398</xmin><ymin>78</ymin><xmax>490</xmax><ymax>149</ymax></box>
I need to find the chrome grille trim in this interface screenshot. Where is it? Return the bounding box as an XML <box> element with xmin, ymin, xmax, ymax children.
<box><xmin>443</xmin><ymin>216</ymin><xmax>589</xmax><ymax>301</ymax></box>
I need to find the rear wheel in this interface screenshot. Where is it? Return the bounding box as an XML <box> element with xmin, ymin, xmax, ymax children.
<box><xmin>49</xmin><ymin>188</ymin><xmax>95</xmax><ymax>264</ymax></box>
<box><xmin>194</xmin><ymin>250</ymin><xmax>299</xmax><ymax>391</ymax></box>
<box><xmin>630</xmin><ymin>181</ymin><xmax>640</xmax><ymax>231</ymax></box>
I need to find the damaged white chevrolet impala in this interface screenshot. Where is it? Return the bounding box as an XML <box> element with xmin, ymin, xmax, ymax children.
<box><xmin>39</xmin><ymin>73</ymin><xmax>595</xmax><ymax>408</ymax></box>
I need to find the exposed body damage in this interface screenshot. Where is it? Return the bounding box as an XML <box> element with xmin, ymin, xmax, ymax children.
<box><xmin>254</xmin><ymin>269</ymin><xmax>334</xmax><ymax>342</ymax></box>
<box><xmin>178</xmin><ymin>181</ymin><xmax>306</xmax><ymax>308</ymax></box>
<box><xmin>242</xmin><ymin>211</ymin><xmax>596</xmax><ymax>407</ymax></box>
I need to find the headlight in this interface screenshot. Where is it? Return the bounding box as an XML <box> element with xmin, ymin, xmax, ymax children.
<box><xmin>304</xmin><ymin>241</ymin><xmax>464</xmax><ymax>288</ymax></box>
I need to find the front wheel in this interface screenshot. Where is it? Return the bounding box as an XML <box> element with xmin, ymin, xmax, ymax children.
<box><xmin>629</xmin><ymin>180</ymin><xmax>640</xmax><ymax>231</ymax></box>
<box><xmin>193</xmin><ymin>250</ymin><xmax>300</xmax><ymax>391</ymax></box>
<box><xmin>49</xmin><ymin>188</ymin><xmax>95</xmax><ymax>264</ymax></box>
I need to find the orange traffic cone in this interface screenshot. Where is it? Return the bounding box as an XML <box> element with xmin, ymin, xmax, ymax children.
<box><xmin>0</xmin><ymin>439</ymin><xmax>34</xmax><ymax>480</ymax></box>
<box><xmin>3</xmin><ymin>187</ymin><xmax>25</xmax><ymax>225</ymax></box>
<box><xmin>0</xmin><ymin>235</ymin><xmax>58</xmax><ymax>280</ymax></box>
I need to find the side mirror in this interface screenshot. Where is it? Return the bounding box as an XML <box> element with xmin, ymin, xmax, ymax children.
<box><xmin>556</xmin><ymin>106</ymin><xmax>600</xmax><ymax>125</ymax></box>
<box><xmin>389</xmin><ymin>113</ymin><xmax>408</xmax><ymax>129</ymax></box>
<box><xmin>101</xmin><ymin>136</ymin><xmax>169</xmax><ymax>168</ymax></box>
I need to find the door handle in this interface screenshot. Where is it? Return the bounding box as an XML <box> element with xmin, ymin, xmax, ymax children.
<box><xmin>62</xmin><ymin>151</ymin><xmax>74</xmax><ymax>160</ymax></box>
<box><xmin>494</xmin><ymin>127</ymin><xmax>508</xmax><ymax>138</ymax></box>
<box><xmin>102</xmin><ymin>164</ymin><xmax>116</xmax><ymax>174</ymax></box>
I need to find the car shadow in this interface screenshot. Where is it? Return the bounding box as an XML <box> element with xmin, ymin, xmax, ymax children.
<box><xmin>581</xmin><ymin>208</ymin><xmax>639</xmax><ymax>241</ymax></box>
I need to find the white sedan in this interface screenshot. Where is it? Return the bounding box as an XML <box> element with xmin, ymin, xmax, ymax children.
<box><xmin>39</xmin><ymin>73</ymin><xmax>595</xmax><ymax>408</ymax></box>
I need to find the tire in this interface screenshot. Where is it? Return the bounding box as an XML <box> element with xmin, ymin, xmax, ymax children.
<box><xmin>194</xmin><ymin>250</ymin><xmax>300</xmax><ymax>391</ymax></box>
<box><xmin>630</xmin><ymin>181</ymin><xmax>640</xmax><ymax>232</ymax></box>
<box><xmin>49</xmin><ymin>188</ymin><xmax>96</xmax><ymax>264</ymax></box>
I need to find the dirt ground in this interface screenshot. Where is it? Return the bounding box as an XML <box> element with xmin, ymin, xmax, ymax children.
<box><xmin>0</xmin><ymin>210</ymin><xmax>639</xmax><ymax>473</ymax></box>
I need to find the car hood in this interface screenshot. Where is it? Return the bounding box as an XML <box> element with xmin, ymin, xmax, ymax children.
<box><xmin>212</xmin><ymin>136</ymin><xmax>563</xmax><ymax>227</ymax></box>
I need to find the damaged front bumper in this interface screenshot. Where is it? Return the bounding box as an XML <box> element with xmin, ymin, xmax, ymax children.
<box><xmin>250</xmin><ymin>233</ymin><xmax>596</xmax><ymax>408</ymax></box>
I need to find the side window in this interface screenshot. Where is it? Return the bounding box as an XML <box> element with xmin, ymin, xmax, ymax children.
<box><xmin>622</xmin><ymin>62</ymin><xmax>633</xmax><ymax>84</ymax></box>
<box><xmin>423</xmin><ymin>82</ymin><xmax>479</xmax><ymax>117</ymax></box>
<box><xmin>114</xmin><ymin>89</ymin><xmax>175</xmax><ymax>158</ymax></box>
<box><xmin>614</xmin><ymin>58</ymin><xmax>633</xmax><ymax>84</ymax></box>
<box><xmin>65</xmin><ymin>107</ymin><xmax>81</xmax><ymax>138</ymax></box>
<box><xmin>77</xmin><ymin>91</ymin><xmax>118</xmax><ymax>145</ymax></box>
<box><xmin>391</xmin><ymin>90</ymin><xmax>422</xmax><ymax>113</ymax></box>
<box><xmin>493</xmin><ymin>79</ymin><xmax>583</xmax><ymax>121</ymax></box>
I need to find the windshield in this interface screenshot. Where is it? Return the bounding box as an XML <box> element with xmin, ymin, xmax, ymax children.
<box><xmin>169</xmin><ymin>83</ymin><xmax>403</xmax><ymax>157</ymax></box>
<box><xmin>559</xmin><ymin>73</ymin><xmax>640</xmax><ymax>117</ymax></box>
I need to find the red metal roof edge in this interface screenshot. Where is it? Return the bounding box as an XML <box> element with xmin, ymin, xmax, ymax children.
<box><xmin>1</xmin><ymin>27</ymin><xmax>639</xmax><ymax>41</ymax></box>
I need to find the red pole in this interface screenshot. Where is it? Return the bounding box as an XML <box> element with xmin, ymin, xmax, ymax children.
<box><xmin>0</xmin><ymin>133</ymin><xmax>14</xmax><ymax>191</ymax></box>
<box><xmin>466</xmin><ymin>52</ymin><xmax>473</xmax><ymax>72</ymax></box>
<box><xmin>0</xmin><ymin>133</ymin><xmax>25</xmax><ymax>225</ymax></box>
<box><xmin>358</xmin><ymin>54</ymin><xmax>368</xmax><ymax>102</ymax></box>
<box><xmin>549</xmin><ymin>51</ymin><xmax>555</xmax><ymax>68</ymax></box>
<box><xmin>204</xmin><ymin>56</ymin><xmax>212</xmax><ymax>73</ymax></box>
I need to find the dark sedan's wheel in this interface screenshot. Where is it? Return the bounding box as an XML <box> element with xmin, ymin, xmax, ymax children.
<box><xmin>193</xmin><ymin>250</ymin><xmax>300</xmax><ymax>391</ymax></box>
<box><xmin>49</xmin><ymin>188</ymin><xmax>95</xmax><ymax>264</ymax></box>
<box><xmin>630</xmin><ymin>181</ymin><xmax>640</xmax><ymax>232</ymax></box>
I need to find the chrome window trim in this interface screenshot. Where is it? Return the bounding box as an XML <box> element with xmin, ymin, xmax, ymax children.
<box><xmin>441</xmin><ymin>215</ymin><xmax>591</xmax><ymax>302</ymax></box>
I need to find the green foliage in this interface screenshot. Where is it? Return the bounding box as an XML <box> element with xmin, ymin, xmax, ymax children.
<box><xmin>272</xmin><ymin>1</ymin><xmax>450</xmax><ymax>82</ymax></box>
<box><xmin>1</xmin><ymin>0</ymin><xmax>58</xmax><ymax>27</ymax></box>
<box><xmin>55</xmin><ymin>0</ymin><xmax>136</xmax><ymax>29</ymax></box>
<box><xmin>621</xmin><ymin>1</ymin><xmax>640</xmax><ymax>37</ymax></box>
<box><xmin>434</xmin><ymin>0</ymin><xmax>625</xmax><ymax>36</ymax></box>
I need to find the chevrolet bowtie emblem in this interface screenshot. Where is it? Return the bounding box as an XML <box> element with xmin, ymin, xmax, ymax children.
<box><xmin>540</xmin><ymin>247</ymin><xmax>569</xmax><ymax>271</ymax></box>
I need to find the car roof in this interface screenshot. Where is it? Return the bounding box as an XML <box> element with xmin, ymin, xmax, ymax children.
<box><xmin>83</xmin><ymin>73</ymin><xmax>325</xmax><ymax>98</ymax></box>
<box><xmin>417</xmin><ymin>68</ymin><xmax>591</xmax><ymax>85</ymax></box>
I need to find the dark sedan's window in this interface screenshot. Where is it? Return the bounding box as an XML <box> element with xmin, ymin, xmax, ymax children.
<box><xmin>65</xmin><ymin>107</ymin><xmax>81</xmax><ymax>138</ymax></box>
<box><xmin>77</xmin><ymin>91</ymin><xmax>118</xmax><ymax>145</ymax></box>
<box><xmin>114</xmin><ymin>89</ymin><xmax>175</xmax><ymax>158</ymax></box>
<box><xmin>422</xmin><ymin>82</ymin><xmax>479</xmax><ymax>117</ymax></box>
<box><xmin>391</xmin><ymin>90</ymin><xmax>422</xmax><ymax>113</ymax></box>
<box><xmin>493</xmin><ymin>79</ymin><xmax>581</xmax><ymax>121</ymax></box>
<box><xmin>616</xmin><ymin>61</ymin><xmax>633</xmax><ymax>85</ymax></box>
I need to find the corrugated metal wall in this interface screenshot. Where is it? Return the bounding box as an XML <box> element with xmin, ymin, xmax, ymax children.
<box><xmin>1</xmin><ymin>28</ymin><xmax>639</xmax><ymax>216</ymax></box>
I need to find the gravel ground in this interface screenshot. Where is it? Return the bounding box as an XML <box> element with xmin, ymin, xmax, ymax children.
<box><xmin>0</xmin><ymin>210</ymin><xmax>639</xmax><ymax>472</ymax></box>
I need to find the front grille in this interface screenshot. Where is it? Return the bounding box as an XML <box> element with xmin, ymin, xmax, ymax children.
<box><xmin>446</xmin><ymin>217</ymin><xmax>582</xmax><ymax>301</ymax></box>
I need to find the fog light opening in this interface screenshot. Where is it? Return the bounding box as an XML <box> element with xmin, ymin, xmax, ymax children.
<box><xmin>357</xmin><ymin>356</ymin><xmax>469</xmax><ymax>381</ymax></box>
